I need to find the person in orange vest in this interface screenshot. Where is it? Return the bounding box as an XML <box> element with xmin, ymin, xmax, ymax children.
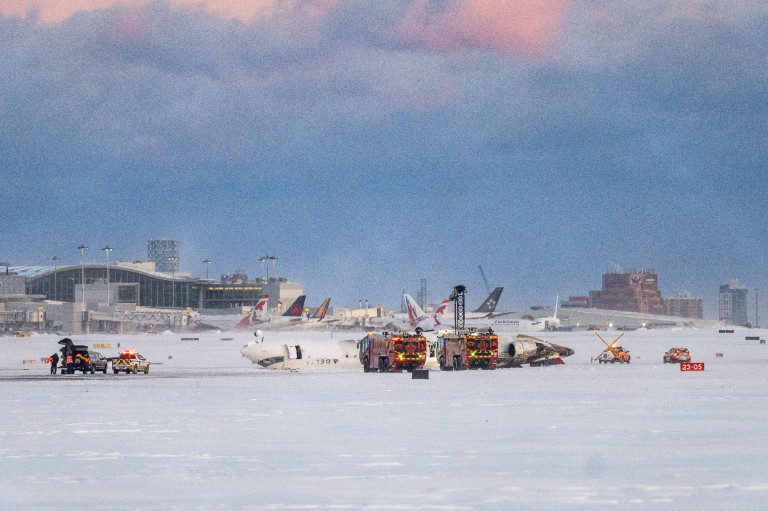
<box><xmin>48</xmin><ymin>353</ymin><xmax>59</xmax><ymax>374</ymax></box>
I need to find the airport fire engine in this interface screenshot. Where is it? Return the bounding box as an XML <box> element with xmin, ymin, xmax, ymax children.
<box><xmin>359</xmin><ymin>332</ymin><xmax>428</xmax><ymax>372</ymax></box>
<box><xmin>436</xmin><ymin>330</ymin><xmax>499</xmax><ymax>370</ymax></box>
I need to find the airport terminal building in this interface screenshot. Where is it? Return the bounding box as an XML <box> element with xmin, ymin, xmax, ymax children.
<box><xmin>20</xmin><ymin>265</ymin><xmax>263</xmax><ymax>310</ymax></box>
<box><xmin>1</xmin><ymin>265</ymin><xmax>302</xmax><ymax>334</ymax></box>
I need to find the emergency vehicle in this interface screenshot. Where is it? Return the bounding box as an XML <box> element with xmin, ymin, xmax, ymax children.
<box><xmin>112</xmin><ymin>350</ymin><xmax>150</xmax><ymax>374</ymax></box>
<box><xmin>435</xmin><ymin>330</ymin><xmax>499</xmax><ymax>370</ymax></box>
<box><xmin>359</xmin><ymin>332</ymin><xmax>427</xmax><ymax>372</ymax></box>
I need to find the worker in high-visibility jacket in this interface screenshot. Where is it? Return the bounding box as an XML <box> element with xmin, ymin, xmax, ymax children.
<box><xmin>47</xmin><ymin>353</ymin><xmax>59</xmax><ymax>374</ymax></box>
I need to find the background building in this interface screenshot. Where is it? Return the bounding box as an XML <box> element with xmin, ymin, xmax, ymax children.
<box><xmin>719</xmin><ymin>280</ymin><xmax>748</xmax><ymax>326</ymax></box>
<box><xmin>589</xmin><ymin>269</ymin><xmax>664</xmax><ymax>314</ymax></box>
<box><xmin>147</xmin><ymin>239</ymin><xmax>179</xmax><ymax>274</ymax></box>
<box><xmin>663</xmin><ymin>292</ymin><xmax>703</xmax><ymax>319</ymax></box>
<box><xmin>263</xmin><ymin>278</ymin><xmax>304</xmax><ymax>313</ymax></box>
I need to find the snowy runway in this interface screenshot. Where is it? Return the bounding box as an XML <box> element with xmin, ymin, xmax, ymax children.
<box><xmin>2</xmin><ymin>328</ymin><xmax>767</xmax><ymax>509</ymax></box>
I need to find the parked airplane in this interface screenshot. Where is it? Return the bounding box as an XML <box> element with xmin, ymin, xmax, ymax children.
<box><xmin>192</xmin><ymin>295</ymin><xmax>270</xmax><ymax>331</ymax></box>
<box><xmin>251</xmin><ymin>295</ymin><xmax>308</xmax><ymax>325</ymax></box>
<box><xmin>473</xmin><ymin>287</ymin><xmax>503</xmax><ymax>316</ymax></box>
<box><xmin>363</xmin><ymin>296</ymin><xmax>448</xmax><ymax>332</ymax></box>
<box><xmin>404</xmin><ymin>294</ymin><xmax>445</xmax><ymax>331</ymax></box>
<box><xmin>530</xmin><ymin>296</ymin><xmax>561</xmax><ymax>331</ymax></box>
<box><xmin>311</xmin><ymin>298</ymin><xmax>331</xmax><ymax>321</ymax></box>
<box><xmin>240</xmin><ymin>331</ymin><xmax>574</xmax><ymax>370</ymax></box>
<box><xmin>251</xmin><ymin>296</ymin><xmax>340</xmax><ymax>329</ymax></box>
<box><xmin>405</xmin><ymin>293</ymin><xmax>542</xmax><ymax>333</ymax></box>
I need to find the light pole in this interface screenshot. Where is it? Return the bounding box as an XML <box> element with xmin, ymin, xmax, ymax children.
<box><xmin>203</xmin><ymin>259</ymin><xmax>211</xmax><ymax>280</ymax></box>
<box><xmin>78</xmin><ymin>245</ymin><xmax>87</xmax><ymax>304</ymax></box>
<box><xmin>102</xmin><ymin>246</ymin><xmax>112</xmax><ymax>306</ymax></box>
<box><xmin>756</xmin><ymin>288</ymin><xmax>760</xmax><ymax>329</ymax></box>
<box><xmin>52</xmin><ymin>256</ymin><xmax>58</xmax><ymax>300</ymax></box>
<box><xmin>168</xmin><ymin>256</ymin><xmax>179</xmax><ymax>308</ymax></box>
<box><xmin>269</xmin><ymin>256</ymin><xmax>278</xmax><ymax>279</ymax></box>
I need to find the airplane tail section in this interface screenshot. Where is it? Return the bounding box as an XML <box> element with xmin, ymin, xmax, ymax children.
<box><xmin>404</xmin><ymin>293</ymin><xmax>441</xmax><ymax>331</ymax></box>
<box><xmin>282</xmin><ymin>295</ymin><xmax>306</xmax><ymax>317</ymax></box>
<box><xmin>253</xmin><ymin>295</ymin><xmax>270</xmax><ymax>315</ymax></box>
<box><xmin>405</xmin><ymin>294</ymin><xmax>421</xmax><ymax>326</ymax></box>
<box><xmin>311</xmin><ymin>298</ymin><xmax>331</xmax><ymax>320</ymax></box>
<box><xmin>434</xmin><ymin>299</ymin><xmax>451</xmax><ymax>316</ymax></box>
<box><xmin>474</xmin><ymin>287</ymin><xmax>503</xmax><ymax>313</ymax></box>
<box><xmin>236</xmin><ymin>295</ymin><xmax>270</xmax><ymax>328</ymax></box>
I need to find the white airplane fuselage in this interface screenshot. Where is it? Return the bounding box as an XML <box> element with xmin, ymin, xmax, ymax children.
<box><xmin>241</xmin><ymin>339</ymin><xmax>363</xmax><ymax>370</ymax></box>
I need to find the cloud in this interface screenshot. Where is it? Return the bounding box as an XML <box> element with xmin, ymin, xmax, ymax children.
<box><xmin>399</xmin><ymin>0</ymin><xmax>570</xmax><ymax>56</ymax></box>
<box><xmin>0</xmin><ymin>0</ymin><xmax>341</xmax><ymax>24</ymax></box>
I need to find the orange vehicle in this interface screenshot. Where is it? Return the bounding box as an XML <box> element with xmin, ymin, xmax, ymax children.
<box><xmin>595</xmin><ymin>332</ymin><xmax>631</xmax><ymax>364</ymax></box>
<box><xmin>597</xmin><ymin>346</ymin><xmax>631</xmax><ymax>364</ymax></box>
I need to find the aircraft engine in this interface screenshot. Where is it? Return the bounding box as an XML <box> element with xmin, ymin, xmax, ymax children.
<box><xmin>507</xmin><ymin>339</ymin><xmax>541</xmax><ymax>367</ymax></box>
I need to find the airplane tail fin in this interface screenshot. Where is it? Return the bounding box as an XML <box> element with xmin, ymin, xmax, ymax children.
<box><xmin>282</xmin><ymin>295</ymin><xmax>306</xmax><ymax>317</ymax></box>
<box><xmin>405</xmin><ymin>293</ymin><xmax>441</xmax><ymax>331</ymax></box>
<box><xmin>434</xmin><ymin>299</ymin><xmax>451</xmax><ymax>316</ymax></box>
<box><xmin>253</xmin><ymin>295</ymin><xmax>269</xmax><ymax>315</ymax></box>
<box><xmin>404</xmin><ymin>294</ymin><xmax>425</xmax><ymax>327</ymax></box>
<box><xmin>474</xmin><ymin>287</ymin><xmax>503</xmax><ymax>313</ymax></box>
<box><xmin>312</xmin><ymin>298</ymin><xmax>331</xmax><ymax>320</ymax></box>
<box><xmin>236</xmin><ymin>295</ymin><xmax>270</xmax><ymax>328</ymax></box>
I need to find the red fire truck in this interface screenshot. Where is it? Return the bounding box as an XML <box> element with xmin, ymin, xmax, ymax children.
<box><xmin>436</xmin><ymin>330</ymin><xmax>499</xmax><ymax>370</ymax></box>
<box><xmin>359</xmin><ymin>332</ymin><xmax>428</xmax><ymax>372</ymax></box>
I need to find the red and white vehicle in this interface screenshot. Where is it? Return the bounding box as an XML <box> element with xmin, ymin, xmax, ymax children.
<box><xmin>359</xmin><ymin>332</ymin><xmax>428</xmax><ymax>373</ymax></box>
<box><xmin>112</xmin><ymin>350</ymin><xmax>150</xmax><ymax>374</ymax></box>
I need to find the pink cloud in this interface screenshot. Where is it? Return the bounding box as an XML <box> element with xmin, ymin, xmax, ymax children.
<box><xmin>400</xmin><ymin>0</ymin><xmax>571</xmax><ymax>56</ymax></box>
<box><xmin>0</xmin><ymin>0</ymin><xmax>339</xmax><ymax>24</ymax></box>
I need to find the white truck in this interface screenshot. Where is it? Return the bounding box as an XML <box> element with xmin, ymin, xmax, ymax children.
<box><xmin>112</xmin><ymin>350</ymin><xmax>150</xmax><ymax>374</ymax></box>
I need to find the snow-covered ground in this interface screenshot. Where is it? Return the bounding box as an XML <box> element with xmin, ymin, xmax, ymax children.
<box><xmin>2</xmin><ymin>327</ymin><xmax>767</xmax><ymax>510</ymax></box>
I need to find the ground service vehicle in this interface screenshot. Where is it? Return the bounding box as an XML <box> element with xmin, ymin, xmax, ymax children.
<box><xmin>112</xmin><ymin>351</ymin><xmax>150</xmax><ymax>374</ymax></box>
<box><xmin>359</xmin><ymin>332</ymin><xmax>427</xmax><ymax>372</ymax></box>
<box><xmin>57</xmin><ymin>339</ymin><xmax>93</xmax><ymax>374</ymax></box>
<box><xmin>663</xmin><ymin>347</ymin><xmax>691</xmax><ymax>363</ymax></box>
<box><xmin>436</xmin><ymin>331</ymin><xmax>499</xmax><ymax>370</ymax></box>
<box><xmin>597</xmin><ymin>347</ymin><xmax>631</xmax><ymax>364</ymax></box>
<box><xmin>594</xmin><ymin>332</ymin><xmax>631</xmax><ymax>364</ymax></box>
<box><xmin>88</xmin><ymin>351</ymin><xmax>109</xmax><ymax>374</ymax></box>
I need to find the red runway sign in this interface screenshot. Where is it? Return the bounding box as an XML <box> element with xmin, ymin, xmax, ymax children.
<box><xmin>680</xmin><ymin>362</ymin><xmax>704</xmax><ymax>371</ymax></box>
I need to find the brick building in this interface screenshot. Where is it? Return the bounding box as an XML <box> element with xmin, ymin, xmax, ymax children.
<box><xmin>589</xmin><ymin>270</ymin><xmax>665</xmax><ymax>314</ymax></box>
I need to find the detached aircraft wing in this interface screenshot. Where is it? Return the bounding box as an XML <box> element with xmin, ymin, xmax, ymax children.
<box><xmin>498</xmin><ymin>334</ymin><xmax>575</xmax><ymax>367</ymax></box>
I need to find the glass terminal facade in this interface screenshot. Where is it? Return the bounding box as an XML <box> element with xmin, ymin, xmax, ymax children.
<box><xmin>25</xmin><ymin>266</ymin><xmax>263</xmax><ymax>309</ymax></box>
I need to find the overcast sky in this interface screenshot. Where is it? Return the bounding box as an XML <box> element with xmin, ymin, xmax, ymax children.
<box><xmin>1</xmin><ymin>1</ymin><xmax>766</xmax><ymax>319</ymax></box>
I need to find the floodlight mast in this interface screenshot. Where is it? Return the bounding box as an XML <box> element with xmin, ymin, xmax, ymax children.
<box><xmin>449</xmin><ymin>285</ymin><xmax>466</xmax><ymax>333</ymax></box>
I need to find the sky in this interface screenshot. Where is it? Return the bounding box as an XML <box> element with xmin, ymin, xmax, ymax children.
<box><xmin>1</xmin><ymin>1</ymin><xmax>767</xmax><ymax>320</ymax></box>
